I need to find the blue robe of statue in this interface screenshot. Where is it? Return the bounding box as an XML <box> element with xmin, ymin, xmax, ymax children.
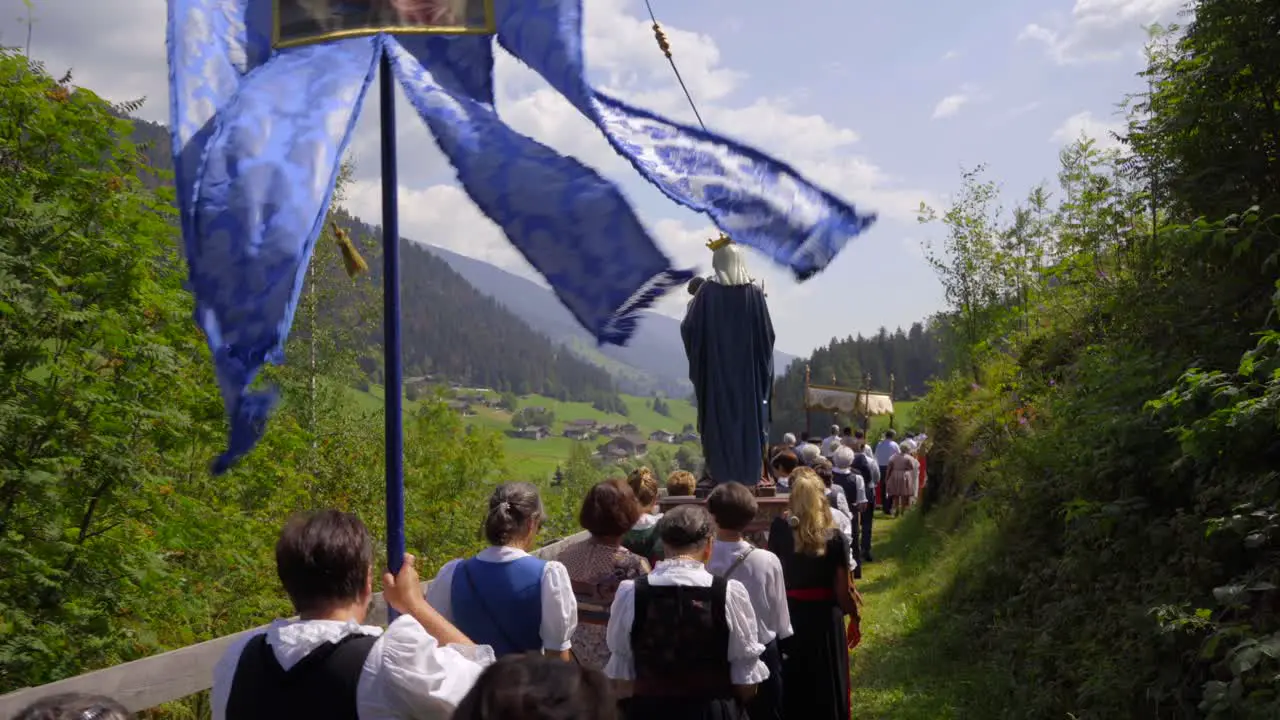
<box><xmin>680</xmin><ymin>281</ymin><xmax>775</xmax><ymax>486</ymax></box>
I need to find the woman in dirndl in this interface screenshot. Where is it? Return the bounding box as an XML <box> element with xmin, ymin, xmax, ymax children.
<box><xmin>768</xmin><ymin>472</ymin><xmax>860</xmax><ymax>720</ymax></box>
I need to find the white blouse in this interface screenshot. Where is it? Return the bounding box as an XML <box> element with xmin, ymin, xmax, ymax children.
<box><xmin>426</xmin><ymin>545</ymin><xmax>578</xmax><ymax>652</ymax></box>
<box><xmin>708</xmin><ymin>540</ymin><xmax>794</xmax><ymax>645</ymax></box>
<box><xmin>828</xmin><ymin>506</ymin><xmax>857</xmax><ymax>570</ymax></box>
<box><xmin>604</xmin><ymin>559</ymin><xmax>769</xmax><ymax>686</ymax></box>
<box><xmin>827</xmin><ymin>484</ymin><xmax>851</xmax><ymax>517</ymax></box>
<box><xmin>211</xmin><ymin>616</ymin><xmax>494</xmax><ymax>720</ymax></box>
<box><xmin>631</xmin><ymin>512</ymin><xmax>662</xmax><ymax>530</ymax></box>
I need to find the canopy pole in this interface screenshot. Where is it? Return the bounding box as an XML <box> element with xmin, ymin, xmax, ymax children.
<box><xmin>803</xmin><ymin>364</ymin><xmax>812</xmax><ymax>437</ymax></box>
<box><xmin>379</xmin><ymin>48</ymin><xmax>406</xmax><ymax>615</ymax></box>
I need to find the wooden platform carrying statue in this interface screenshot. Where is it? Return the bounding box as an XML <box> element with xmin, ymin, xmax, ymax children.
<box><xmin>680</xmin><ymin>234</ymin><xmax>776</xmax><ymax>490</ymax></box>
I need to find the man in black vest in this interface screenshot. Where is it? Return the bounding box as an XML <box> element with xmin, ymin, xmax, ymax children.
<box><xmin>850</xmin><ymin>432</ymin><xmax>879</xmax><ymax>562</ymax></box>
<box><xmin>212</xmin><ymin>510</ymin><xmax>492</xmax><ymax>719</ymax></box>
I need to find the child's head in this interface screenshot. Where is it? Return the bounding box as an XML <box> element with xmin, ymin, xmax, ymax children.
<box><xmin>452</xmin><ymin>653</ymin><xmax>617</xmax><ymax>720</ymax></box>
<box><xmin>626</xmin><ymin>467</ymin><xmax>659</xmax><ymax>509</ymax></box>
<box><xmin>771</xmin><ymin>451</ymin><xmax>799</xmax><ymax>477</ymax></box>
<box><xmin>707</xmin><ymin>482</ymin><xmax>757</xmax><ymax>533</ymax></box>
<box><xmin>666</xmin><ymin>470</ymin><xmax>697</xmax><ymax>497</ymax></box>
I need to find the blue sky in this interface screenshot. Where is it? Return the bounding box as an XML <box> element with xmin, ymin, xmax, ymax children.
<box><xmin>1</xmin><ymin>0</ymin><xmax>1185</xmax><ymax>354</ymax></box>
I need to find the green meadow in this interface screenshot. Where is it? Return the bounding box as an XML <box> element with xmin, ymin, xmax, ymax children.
<box><xmin>352</xmin><ymin>385</ymin><xmax>918</xmax><ymax>477</ymax></box>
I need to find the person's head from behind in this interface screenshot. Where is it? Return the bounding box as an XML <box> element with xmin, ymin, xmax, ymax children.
<box><xmin>687</xmin><ymin>276</ymin><xmax>705</xmax><ymax>296</ymax></box>
<box><xmin>579</xmin><ymin>478</ymin><xmax>642</xmax><ymax>541</ymax></box>
<box><xmin>830</xmin><ymin>424</ymin><xmax>840</xmax><ymax>437</ymax></box>
<box><xmin>884</xmin><ymin>429</ymin><xmax>896</xmax><ymax>440</ymax></box>
<box><xmin>657</xmin><ymin>504</ymin><xmax>715</xmax><ymax>562</ymax></box>
<box><xmin>14</xmin><ymin>694</ymin><xmax>131</xmax><ymax>720</ymax></box>
<box><xmin>666</xmin><ymin>470</ymin><xmax>697</xmax><ymax>497</ymax></box>
<box><xmin>452</xmin><ymin>652</ymin><xmax>617</xmax><ymax>720</ymax></box>
<box><xmin>799</xmin><ymin>431</ymin><xmax>811</xmax><ymax>444</ymax></box>
<box><xmin>276</xmin><ymin>510</ymin><xmax>374</xmax><ymax>619</ymax></box>
<box><xmin>854</xmin><ymin>429</ymin><xmax>866</xmax><ymax>450</ymax></box>
<box><xmin>781</xmin><ymin>432</ymin><xmax>796</xmax><ymax>447</ymax></box>
<box><xmin>841</xmin><ymin>426</ymin><xmax>852</xmax><ymax>438</ymax></box>
<box><xmin>771</xmin><ymin>450</ymin><xmax>799</xmax><ymax>478</ymax></box>
<box><xmin>799</xmin><ymin>443</ymin><xmax>821</xmax><ymax>467</ymax></box>
<box><xmin>485</xmin><ymin>482</ymin><xmax>544</xmax><ymax>549</ymax></box>
<box><xmin>787</xmin><ymin>468</ymin><xmax>834</xmax><ymax>556</ymax></box>
<box><xmin>707</xmin><ymin>482</ymin><xmax>757</xmax><ymax>534</ymax></box>
<box><xmin>812</xmin><ymin>458</ymin><xmax>834</xmax><ymax>488</ymax></box>
<box><xmin>833</xmin><ymin>446</ymin><xmax>855</xmax><ymax>473</ymax></box>
<box><xmin>627</xmin><ymin>466</ymin><xmax>659</xmax><ymax>512</ymax></box>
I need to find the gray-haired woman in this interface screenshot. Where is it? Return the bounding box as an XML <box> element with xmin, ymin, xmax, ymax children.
<box><xmin>604</xmin><ymin>504</ymin><xmax>768</xmax><ymax>720</ymax></box>
<box><xmin>427</xmin><ymin>482</ymin><xmax>578</xmax><ymax>659</ymax></box>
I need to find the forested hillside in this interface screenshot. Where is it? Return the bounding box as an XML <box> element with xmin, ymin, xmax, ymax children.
<box><xmin>770</xmin><ymin>322</ymin><xmax>943</xmax><ymax>437</ymax></box>
<box><xmin>129</xmin><ymin>119</ymin><xmax>625</xmax><ymax>404</ymax></box>
<box><xmin>896</xmin><ymin>2</ymin><xmax>1280</xmax><ymax>717</ymax></box>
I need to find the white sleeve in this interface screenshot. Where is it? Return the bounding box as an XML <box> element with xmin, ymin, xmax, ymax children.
<box><xmin>540</xmin><ymin>560</ymin><xmax>578</xmax><ymax>652</ymax></box>
<box><xmin>603</xmin><ymin>580</ymin><xmax>637</xmax><ymax>680</ymax></box>
<box><xmin>373</xmin><ymin>614</ymin><xmax>496</xmax><ymax>713</ymax></box>
<box><xmin>834</xmin><ymin>487</ymin><xmax>851</xmax><ymax>517</ymax></box>
<box><xmin>764</xmin><ymin>554</ymin><xmax>794</xmax><ymax>641</ymax></box>
<box><xmin>831</xmin><ymin>510</ymin><xmax>855</xmax><ymax>569</ymax></box>
<box><xmin>210</xmin><ymin>631</ymin><xmax>259</xmax><ymax>720</ymax></box>
<box><xmin>425</xmin><ymin>559</ymin><xmax>461</xmax><ymax>622</ymax></box>
<box><xmin>725</xmin><ymin>580</ymin><xmax>769</xmax><ymax>685</ymax></box>
<box><xmin>855</xmin><ymin>475</ymin><xmax>868</xmax><ymax>506</ymax></box>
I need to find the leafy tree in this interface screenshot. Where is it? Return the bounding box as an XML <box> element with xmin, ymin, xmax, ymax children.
<box><xmin>904</xmin><ymin>2</ymin><xmax>1280</xmax><ymax>716</ymax></box>
<box><xmin>918</xmin><ymin>165</ymin><xmax>1007</xmax><ymax>381</ymax></box>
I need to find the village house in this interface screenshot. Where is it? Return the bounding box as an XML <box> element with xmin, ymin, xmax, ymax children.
<box><xmin>567</xmin><ymin>418</ymin><xmax>598</xmax><ymax>430</ymax></box>
<box><xmin>514</xmin><ymin>425</ymin><xmax>550</xmax><ymax>440</ymax></box>
<box><xmin>598</xmin><ymin>434</ymin><xmax>648</xmax><ymax>458</ymax></box>
<box><xmin>563</xmin><ymin>426</ymin><xmax>594</xmax><ymax>441</ymax></box>
<box><xmin>677</xmin><ymin>431</ymin><xmax>700</xmax><ymax>444</ymax></box>
<box><xmin>445</xmin><ymin>400</ymin><xmax>474</xmax><ymax>416</ymax></box>
<box><xmin>648</xmin><ymin>430</ymin><xmax>676</xmax><ymax>444</ymax></box>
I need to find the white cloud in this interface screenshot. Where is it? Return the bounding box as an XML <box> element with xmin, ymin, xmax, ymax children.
<box><xmin>1050</xmin><ymin>110</ymin><xmax>1124</xmax><ymax>149</ymax></box>
<box><xmin>932</xmin><ymin>90</ymin><xmax>973</xmax><ymax>119</ymax></box>
<box><xmin>1018</xmin><ymin>0</ymin><xmax>1186</xmax><ymax>65</ymax></box>
<box><xmin>941</xmin><ymin>50</ymin><xmax>960</xmax><ymax>61</ymax></box>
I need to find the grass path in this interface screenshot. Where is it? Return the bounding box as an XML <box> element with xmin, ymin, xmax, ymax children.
<box><xmin>849</xmin><ymin>506</ymin><xmax>999</xmax><ymax>718</ymax></box>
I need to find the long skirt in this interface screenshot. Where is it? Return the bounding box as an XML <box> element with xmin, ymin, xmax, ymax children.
<box><xmin>623</xmin><ymin>696</ymin><xmax>747</xmax><ymax>720</ymax></box>
<box><xmin>780</xmin><ymin>600</ymin><xmax>850</xmax><ymax>720</ymax></box>
<box><xmin>748</xmin><ymin>639</ymin><xmax>784</xmax><ymax>720</ymax></box>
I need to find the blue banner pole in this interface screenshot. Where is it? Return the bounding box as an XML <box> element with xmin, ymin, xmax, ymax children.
<box><xmin>379</xmin><ymin>46</ymin><xmax>406</xmax><ymax>617</ymax></box>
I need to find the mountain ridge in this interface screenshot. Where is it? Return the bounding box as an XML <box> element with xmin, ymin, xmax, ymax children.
<box><xmin>421</xmin><ymin>244</ymin><xmax>799</xmax><ymax>396</ymax></box>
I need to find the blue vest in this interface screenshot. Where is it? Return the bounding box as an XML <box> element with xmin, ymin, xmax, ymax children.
<box><xmin>450</xmin><ymin>555</ymin><xmax>545</xmax><ymax>657</ymax></box>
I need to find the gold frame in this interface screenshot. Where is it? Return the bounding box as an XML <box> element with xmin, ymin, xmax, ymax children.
<box><xmin>272</xmin><ymin>0</ymin><xmax>496</xmax><ymax>49</ymax></box>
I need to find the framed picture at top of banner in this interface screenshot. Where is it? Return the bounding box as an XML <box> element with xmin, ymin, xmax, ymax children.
<box><xmin>273</xmin><ymin>0</ymin><xmax>495</xmax><ymax>49</ymax></box>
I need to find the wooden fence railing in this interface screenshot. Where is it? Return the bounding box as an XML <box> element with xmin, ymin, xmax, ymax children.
<box><xmin>0</xmin><ymin>532</ymin><xmax>589</xmax><ymax>717</ymax></box>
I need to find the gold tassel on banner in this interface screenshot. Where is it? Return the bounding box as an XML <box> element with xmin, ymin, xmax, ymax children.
<box><xmin>331</xmin><ymin>221</ymin><xmax>368</xmax><ymax>278</ymax></box>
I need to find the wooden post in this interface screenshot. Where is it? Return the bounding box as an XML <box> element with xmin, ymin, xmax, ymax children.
<box><xmin>830</xmin><ymin>371</ymin><xmax>838</xmax><ymax>428</ymax></box>
<box><xmin>860</xmin><ymin>371</ymin><xmax>872</xmax><ymax>431</ymax></box>
<box><xmin>888</xmin><ymin>373</ymin><xmax>896</xmax><ymax>430</ymax></box>
<box><xmin>804</xmin><ymin>364</ymin><xmax>812</xmax><ymax>437</ymax></box>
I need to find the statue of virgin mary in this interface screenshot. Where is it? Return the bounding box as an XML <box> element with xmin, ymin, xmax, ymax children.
<box><xmin>680</xmin><ymin>235</ymin><xmax>776</xmax><ymax>487</ymax></box>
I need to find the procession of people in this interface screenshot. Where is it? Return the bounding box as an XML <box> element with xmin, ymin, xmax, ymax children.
<box><xmin>14</xmin><ymin>239</ymin><xmax>926</xmax><ymax>720</ymax></box>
